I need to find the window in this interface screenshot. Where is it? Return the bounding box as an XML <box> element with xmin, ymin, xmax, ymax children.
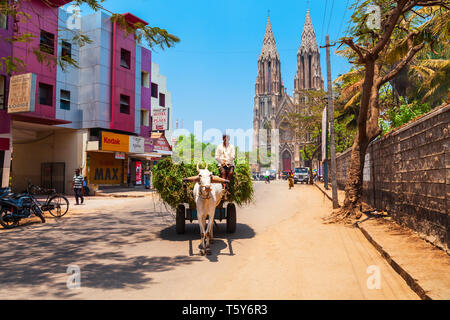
<box><xmin>151</xmin><ymin>82</ymin><xmax>158</xmax><ymax>98</ymax></box>
<box><xmin>40</xmin><ymin>30</ymin><xmax>55</xmax><ymax>55</ymax></box>
<box><xmin>120</xmin><ymin>48</ymin><xmax>130</xmax><ymax>69</ymax></box>
<box><xmin>141</xmin><ymin>71</ymin><xmax>149</xmax><ymax>88</ymax></box>
<box><xmin>61</xmin><ymin>41</ymin><xmax>72</xmax><ymax>61</ymax></box>
<box><xmin>159</xmin><ymin>93</ymin><xmax>165</xmax><ymax>107</ymax></box>
<box><xmin>38</xmin><ymin>83</ymin><xmax>53</xmax><ymax>106</ymax></box>
<box><xmin>120</xmin><ymin>94</ymin><xmax>130</xmax><ymax>114</ymax></box>
<box><xmin>60</xmin><ymin>90</ymin><xmax>70</xmax><ymax>110</ymax></box>
<box><xmin>141</xmin><ymin>109</ymin><xmax>149</xmax><ymax>126</ymax></box>
<box><xmin>0</xmin><ymin>75</ymin><xmax>5</xmax><ymax>109</ymax></box>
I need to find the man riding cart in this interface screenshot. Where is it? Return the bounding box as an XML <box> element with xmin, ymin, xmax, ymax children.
<box><xmin>215</xmin><ymin>134</ymin><xmax>235</xmax><ymax>195</ymax></box>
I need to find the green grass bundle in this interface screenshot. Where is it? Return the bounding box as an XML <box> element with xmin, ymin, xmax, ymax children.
<box><xmin>152</xmin><ymin>158</ymin><xmax>254</xmax><ymax>209</ymax></box>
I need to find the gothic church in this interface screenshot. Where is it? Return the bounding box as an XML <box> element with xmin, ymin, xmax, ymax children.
<box><xmin>253</xmin><ymin>10</ymin><xmax>324</xmax><ymax>172</ymax></box>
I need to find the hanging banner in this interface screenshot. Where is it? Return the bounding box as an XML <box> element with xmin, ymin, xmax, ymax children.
<box><xmin>7</xmin><ymin>73</ymin><xmax>37</xmax><ymax>114</ymax></box>
<box><xmin>135</xmin><ymin>161</ymin><xmax>142</xmax><ymax>185</ymax></box>
<box><xmin>322</xmin><ymin>107</ymin><xmax>327</xmax><ymax>161</ymax></box>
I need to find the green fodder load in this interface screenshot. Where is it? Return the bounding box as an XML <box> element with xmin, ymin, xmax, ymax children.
<box><xmin>152</xmin><ymin>158</ymin><xmax>254</xmax><ymax>209</ymax></box>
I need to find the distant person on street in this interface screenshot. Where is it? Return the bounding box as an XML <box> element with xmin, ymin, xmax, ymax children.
<box><xmin>72</xmin><ymin>169</ymin><xmax>84</xmax><ymax>205</ymax></box>
<box><xmin>215</xmin><ymin>134</ymin><xmax>235</xmax><ymax>185</ymax></box>
<box><xmin>288</xmin><ymin>170</ymin><xmax>294</xmax><ymax>190</ymax></box>
<box><xmin>265</xmin><ymin>170</ymin><xmax>270</xmax><ymax>183</ymax></box>
<box><xmin>83</xmin><ymin>177</ymin><xmax>90</xmax><ymax>196</ymax></box>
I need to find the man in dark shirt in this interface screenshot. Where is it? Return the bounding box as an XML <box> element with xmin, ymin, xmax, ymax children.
<box><xmin>72</xmin><ymin>169</ymin><xmax>84</xmax><ymax>205</ymax></box>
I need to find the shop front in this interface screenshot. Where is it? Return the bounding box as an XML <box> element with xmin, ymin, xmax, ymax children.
<box><xmin>87</xmin><ymin>131</ymin><xmax>131</xmax><ymax>190</ymax></box>
<box><xmin>88</xmin><ymin>151</ymin><xmax>128</xmax><ymax>186</ymax></box>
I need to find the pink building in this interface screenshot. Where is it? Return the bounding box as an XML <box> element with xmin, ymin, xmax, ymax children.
<box><xmin>110</xmin><ymin>13</ymin><xmax>148</xmax><ymax>133</ymax></box>
<box><xmin>140</xmin><ymin>47</ymin><xmax>152</xmax><ymax>137</ymax></box>
<box><xmin>11</xmin><ymin>0</ymin><xmax>71</xmax><ymax>124</ymax></box>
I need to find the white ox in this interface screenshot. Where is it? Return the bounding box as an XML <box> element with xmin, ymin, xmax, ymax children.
<box><xmin>184</xmin><ymin>165</ymin><xmax>229</xmax><ymax>255</ymax></box>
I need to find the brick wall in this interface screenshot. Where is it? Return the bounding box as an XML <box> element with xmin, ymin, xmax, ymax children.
<box><xmin>336</xmin><ymin>104</ymin><xmax>449</xmax><ymax>252</ymax></box>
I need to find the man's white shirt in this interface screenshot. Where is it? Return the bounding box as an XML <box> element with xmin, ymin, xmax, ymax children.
<box><xmin>215</xmin><ymin>143</ymin><xmax>235</xmax><ymax>166</ymax></box>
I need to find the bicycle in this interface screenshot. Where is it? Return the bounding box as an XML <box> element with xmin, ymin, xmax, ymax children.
<box><xmin>27</xmin><ymin>184</ymin><xmax>70</xmax><ymax>218</ymax></box>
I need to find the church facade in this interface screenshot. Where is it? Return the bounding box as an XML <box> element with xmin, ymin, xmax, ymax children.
<box><xmin>253</xmin><ymin>10</ymin><xmax>324</xmax><ymax>173</ymax></box>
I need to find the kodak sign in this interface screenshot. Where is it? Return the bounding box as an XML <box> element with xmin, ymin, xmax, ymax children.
<box><xmin>101</xmin><ymin>131</ymin><xmax>129</xmax><ymax>153</ymax></box>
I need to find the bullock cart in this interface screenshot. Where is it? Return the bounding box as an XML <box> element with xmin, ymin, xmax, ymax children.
<box><xmin>175</xmin><ymin>201</ymin><xmax>237</xmax><ymax>235</ymax></box>
<box><xmin>175</xmin><ymin>182</ymin><xmax>237</xmax><ymax>235</ymax></box>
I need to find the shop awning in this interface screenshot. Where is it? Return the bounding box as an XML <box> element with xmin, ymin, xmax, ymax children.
<box><xmin>11</xmin><ymin>114</ymin><xmax>72</xmax><ymax>126</ymax></box>
<box><xmin>129</xmin><ymin>153</ymin><xmax>163</xmax><ymax>160</ymax></box>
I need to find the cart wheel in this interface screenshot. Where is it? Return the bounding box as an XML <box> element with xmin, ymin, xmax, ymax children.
<box><xmin>226</xmin><ymin>203</ymin><xmax>237</xmax><ymax>234</ymax></box>
<box><xmin>176</xmin><ymin>204</ymin><xmax>186</xmax><ymax>234</ymax></box>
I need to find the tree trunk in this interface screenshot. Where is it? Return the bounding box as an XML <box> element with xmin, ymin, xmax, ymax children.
<box><xmin>325</xmin><ymin>60</ymin><xmax>381</xmax><ymax>224</ymax></box>
<box><xmin>341</xmin><ymin>133</ymin><xmax>369</xmax><ymax>217</ymax></box>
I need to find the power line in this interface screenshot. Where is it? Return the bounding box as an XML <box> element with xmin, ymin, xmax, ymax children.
<box><xmin>335</xmin><ymin>0</ymin><xmax>350</xmax><ymax>42</ymax></box>
<box><xmin>320</xmin><ymin>0</ymin><xmax>329</xmax><ymax>47</ymax></box>
<box><xmin>326</xmin><ymin>0</ymin><xmax>335</xmax><ymax>37</ymax></box>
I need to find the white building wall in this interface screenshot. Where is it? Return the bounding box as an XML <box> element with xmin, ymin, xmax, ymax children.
<box><xmin>56</xmin><ymin>7</ymin><xmax>82</xmax><ymax>129</ymax></box>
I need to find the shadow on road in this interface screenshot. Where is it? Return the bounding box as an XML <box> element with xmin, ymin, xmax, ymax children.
<box><xmin>158</xmin><ymin>223</ymin><xmax>256</xmax><ymax>242</ymax></box>
<box><xmin>0</xmin><ymin>208</ymin><xmax>200</xmax><ymax>297</ymax></box>
<box><xmin>159</xmin><ymin>223</ymin><xmax>255</xmax><ymax>262</ymax></box>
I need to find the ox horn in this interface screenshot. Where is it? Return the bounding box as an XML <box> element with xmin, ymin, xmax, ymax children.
<box><xmin>196</xmin><ymin>162</ymin><xmax>200</xmax><ymax>172</ymax></box>
<box><xmin>211</xmin><ymin>176</ymin><xmax>230</xmax><ymax>184</ymax></box>
<box><xmin>183</xmin><ymin>176</ymin><xmax>199</xmax><ymax>183</ymax></box>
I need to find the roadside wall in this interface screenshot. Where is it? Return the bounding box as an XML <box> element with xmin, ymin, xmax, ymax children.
<box><xmin>336</xmin><ymin>104</ymin><xmax>449</xmax><ymax>252</ymax></box>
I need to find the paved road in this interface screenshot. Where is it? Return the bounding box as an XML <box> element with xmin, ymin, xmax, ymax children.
<box><xmin>0</xmin><ymin>181</ymin><xmax>419</xmax><ymax>299</ymax></box>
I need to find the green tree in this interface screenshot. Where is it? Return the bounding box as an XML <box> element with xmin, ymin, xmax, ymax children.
<box><xmin>328</xmin><ymin>0</ymin><xmax>449</xmax><ymax>223</ymax></box>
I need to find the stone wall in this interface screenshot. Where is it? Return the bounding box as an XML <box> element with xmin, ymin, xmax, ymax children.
<box><xmin>336</xmin><ymin>104</ymin><xmax>449</xmax><ymax>252</ymax></box>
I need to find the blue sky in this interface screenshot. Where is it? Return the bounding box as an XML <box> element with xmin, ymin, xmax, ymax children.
<box><xmin>78</xmin><ymin>0</ymin><xmax>353</xmax><ymax>137</ymax></box>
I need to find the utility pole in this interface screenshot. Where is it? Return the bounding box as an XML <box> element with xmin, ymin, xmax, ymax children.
<box><xmin>321</xmin><ymin>35</ymin><xmax>339</xmax><ymax>209</ymax></box>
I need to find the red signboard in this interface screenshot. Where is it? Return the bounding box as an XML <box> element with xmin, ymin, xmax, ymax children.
<box><xmin>136</xmin><ymin>162</ymin><xmax>142</xmax><ymax>185</ymax></box>
<box><xmin>144</xmin><ymin>133</ymin><xmax>171</xmax><ymax>153</ymax></box>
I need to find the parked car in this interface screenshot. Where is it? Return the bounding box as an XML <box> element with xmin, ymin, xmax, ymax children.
<box><xmin>252</xmin><ymin>173</ymin><xmax>266</xmax><ymax>181</ymax></box>
<box><xmin>294</xmin><ymin>167</ymin><xmax>310</xmax><ymax>184</ymax></box>
<box><xmin>281</xmin><ymin>171</ymin><xmax>289</xmax><ymax>180</ymax></box>
<box><xmin>269</xmin><ymin>170</ymin><xmax>277</xmax><ymax>180</ymax></box>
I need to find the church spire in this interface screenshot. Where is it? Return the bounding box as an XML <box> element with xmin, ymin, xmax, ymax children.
<box><xmin>260</xmin><ymin>16</ymin><xmax>279</xmax><ymax>60</ymax></box>
<box><xmin>298</xmin><ymin>9</ymin><xmax>319</xmax><ymax>55</ymax></box>
<box><xmin>295</xmin><ymin>9</ymin><xmax>324</xmax><ymax>91</ymax></box>
<box><xmin>255</xmin><ymin>15</ymin><xmax>283</xmax><ymax>96</ymax></box>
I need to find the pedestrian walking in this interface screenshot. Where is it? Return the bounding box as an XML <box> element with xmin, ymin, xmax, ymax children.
<box><xmin>83</xmin><ymin>177</ymin><xmax>90</xmax><ymax>196</ymax></box>
<box><xmin>288</xmin><ymin>170</ymin><xmax>294</xmax><ymax>190</ymax></box>
<box><xmin>72</xmin><ymin>169</ymin><xmax>84</xmax><ymax>205</ymax></box>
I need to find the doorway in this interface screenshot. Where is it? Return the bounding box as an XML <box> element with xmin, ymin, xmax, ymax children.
<box><xmin>282</xmin><ymin>150</ymin><xmax>291</xmax><ymax>171</ymax></box>
<box><xmin>41</xmin><ymin>162</ymin><xmax>66</xmax><ymax>194</ymax></box>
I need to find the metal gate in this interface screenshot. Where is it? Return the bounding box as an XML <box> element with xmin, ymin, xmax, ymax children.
<box><xmin>41</xmin><ymin>162</ymin><xmax>65</xmax><ymax>194</ymax></box>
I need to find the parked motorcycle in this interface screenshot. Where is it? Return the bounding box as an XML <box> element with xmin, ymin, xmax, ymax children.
<box><xmin>0</xmin><ymin>187</ymin><xmax>46</xmax><ymax>229</ymax></box>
